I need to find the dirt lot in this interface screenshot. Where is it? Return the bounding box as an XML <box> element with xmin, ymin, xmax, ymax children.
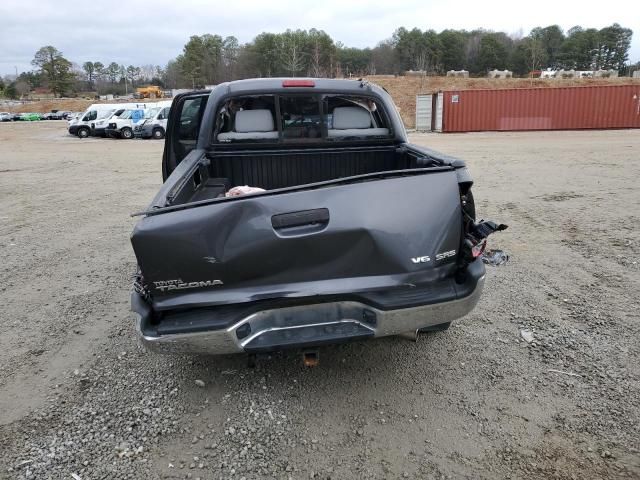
<box><xmin>0</xmin><ymin>122</ymin><xmax>639</xmax><ymax>479</ymax></box>
<box><xmin>2</xmin><ymin>98</ymin><xmax>95</xmax><ymax>115</ymax></box>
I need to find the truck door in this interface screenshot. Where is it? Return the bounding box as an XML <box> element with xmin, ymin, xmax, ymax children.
<box><xmin>162</xmin><ymin>91</ymin><xmax>210</xmax><ymax>181</ymax></box>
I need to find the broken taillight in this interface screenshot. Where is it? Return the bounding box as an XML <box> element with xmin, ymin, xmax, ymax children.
<box><xmin>462</xmin><ymin>220</ymin><xmax>507</xmax><ymax>263</ymax></box>
<box><xmin>471</xmin><ymin>238</ymin><xmax>487</xmax><ymax>258</ymax></box>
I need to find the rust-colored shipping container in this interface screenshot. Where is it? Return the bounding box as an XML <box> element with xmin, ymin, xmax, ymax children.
<box><xmin>442</xmin><ymin>85</ymin><xmax>640</xmax><ymax>132</ymax></box>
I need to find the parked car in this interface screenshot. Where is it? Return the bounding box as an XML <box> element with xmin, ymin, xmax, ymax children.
<box><xmin>44</xmin><ymin>111</ymin><xmax>65</xmax><ymax>120</ymax></box>
<box><xmin>130</xmin><ymin>78</ymin><xmax>506</xmax><ymax>357</ymax></box>
<box><xmin>0</xmin><ymin>112</ymin><xmax>12</xmax><ymax>122</ymax></box>
<box><xmin>20</xmin><ymin>112</ymin><xmax>41</xmax><ymax>121</ymax></box>
<box><xmin>42</xmin><ymin>112</ymin><xmax>59</xmax><ymax>120</ymax></box>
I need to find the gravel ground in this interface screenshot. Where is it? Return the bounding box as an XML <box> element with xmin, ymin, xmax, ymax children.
<box><xmin>0</xmin><ymin>122</ymin><xmax>639</xmax><ymax>479</ymax></box>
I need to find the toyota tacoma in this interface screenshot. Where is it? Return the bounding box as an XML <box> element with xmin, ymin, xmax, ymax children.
<box><xmin>130</xmin><ymin>78</ymin><xmax>505</xmax><ymax>356</ymax></box>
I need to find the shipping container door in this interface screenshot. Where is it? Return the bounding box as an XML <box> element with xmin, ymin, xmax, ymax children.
<box><xmin>415</xmin><ymin>94</ymin><xmax>433</xmax><ymax>131</ymax></box>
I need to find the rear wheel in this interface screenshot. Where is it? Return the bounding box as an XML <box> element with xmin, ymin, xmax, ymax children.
<box><xmin>418</xmin><ymin>322</ymin><xmax>451</xmax><ymax>333</ymax></box>
<box><xmin>121</xmin><ymin>127</ymin><xmax>134</xmax><ymax>139</ymax></box>
<box><xmin>152</xmin><ymin>127</ymin><xmax>165</xmax><ymax>139</ymax></box>
<box><xmin>77</xmin><ymin>127</ymin><xmax>90</xmax><ymax>138</ymax></box>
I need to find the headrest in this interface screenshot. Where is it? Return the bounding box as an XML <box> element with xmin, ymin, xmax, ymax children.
<box><xmin>235</xmin><ymin>109</ymin><xmax>274</xmax><ymax>133</ymax></box>
<box><xmin>332</xmin><ymin>106</ymin><xmax>372</xmax><ymax>130</ymax></box>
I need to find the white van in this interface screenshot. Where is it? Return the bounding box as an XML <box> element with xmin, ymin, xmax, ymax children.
<box><xmin>91</xmin><ymin>107</ymin><xmax>129</xmax><ymax>136</ymax></box>
<box><xmin>68</xmin><ymin>103</ymin><xmax>149</xmax><ymax>138</ymax></box>
<box><xmin>104</xmin><ymin>106</ymin><xmax>152</xmax><ymax>139</ymax></box>
<box><xmin>134</xmin><ymin>100</ymin><xmax>172</xmax><ymax>139</ymax></box>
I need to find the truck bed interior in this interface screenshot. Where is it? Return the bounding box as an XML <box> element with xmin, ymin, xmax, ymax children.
<box><xmin>168</xmin><ymin>146</ymin><xmax>439</xmax><ymax>206</ymax></box>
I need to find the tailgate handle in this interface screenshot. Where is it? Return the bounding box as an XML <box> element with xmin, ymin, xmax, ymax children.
<box><xmin>272</xmin><ymin>208</ymin><xmax>330</xmax><ymax>230</ymax></box>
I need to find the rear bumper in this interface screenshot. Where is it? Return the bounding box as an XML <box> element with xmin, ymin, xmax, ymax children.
<box><xmin>133</xmin><ymin>270</ymin><xmax>485</xmax><ymax>355</ymax></box>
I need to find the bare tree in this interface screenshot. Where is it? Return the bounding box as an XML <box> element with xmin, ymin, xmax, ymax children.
<box><xmin>15</xmin><ymin>80</ymin><xmax>31</xmax><ymax>98</ymax></box>
<box><xmin>140</xmin><ymin>64</ymin><xmax>157</xmax><ymax>82</ymax></box>
<box><xmin>526</xmin><ymin>37</ymin><xmax>546</xmax><ymax>75</ymax></box>
<box><xmin>367</xmin><ymin>61</ymin><xmax>376</xmax><ymax>75</ymax></box>
<box><xmin>415</xmin><ymin>51</ymin><xmax>428</xmax><ymax>88</ymax></box>
<box><xmin>279</xmin><ymin>37</ymin><xmax>305</xmax><ymax>77</ymax></box>
<box><xmin>309</xmin><ymin>40</ymin><xmax>323</xmax><ymax>77</ymax></box>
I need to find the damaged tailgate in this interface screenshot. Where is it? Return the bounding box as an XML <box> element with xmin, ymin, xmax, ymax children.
<box><xmin>131</xmin><ymin>169</ymin><xmax>463</xmax><ymax>312</ymax></box>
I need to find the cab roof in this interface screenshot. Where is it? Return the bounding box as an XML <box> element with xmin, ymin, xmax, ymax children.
<box><xmin>219</xmin><ymin>78</ymin><xmax>388</xmax><ymax>97</ymax></box>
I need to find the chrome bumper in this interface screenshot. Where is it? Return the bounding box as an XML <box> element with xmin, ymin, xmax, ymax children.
<box><xmin>136</xmin><ymin>276</ymin><xmax>484</xmax><ymax>355</ymax></box>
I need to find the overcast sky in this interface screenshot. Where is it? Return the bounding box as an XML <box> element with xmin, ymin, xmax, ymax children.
<box><xmin>1</xmin><ymin>0</ymin><xmax>638</xmax><ymax>75</ymax></box>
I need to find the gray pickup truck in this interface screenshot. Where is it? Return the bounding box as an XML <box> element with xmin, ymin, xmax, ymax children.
<box><xmin>130</xmin><ymin>78</ymin><xmax>505</xmax><ymax>357</ymax></box>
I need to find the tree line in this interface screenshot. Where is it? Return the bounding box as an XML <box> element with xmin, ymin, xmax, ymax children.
<box><xmin>0</xmin><ymin>45</ymin><xmax>166</xmax><ymax>98</ymax></box>
<box><xmin>392</xmin><ymin>24</ymin><xmax>633</xmax><ymax>75</ymax></box>
<box><xmin>0</xmin><ymin>23</ymin><xmax>635</xmax><ymax>98</ymax></box>
<box><xmin>168</xmin><ymin>23</ymin><xmax>633</xmax><ymax>87</ymax></box>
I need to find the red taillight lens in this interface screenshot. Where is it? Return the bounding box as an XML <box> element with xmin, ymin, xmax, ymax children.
<box><xmin>471</xmin><ymin>238</ymin><xmax>487</xmax><ymax>258</ymax></box>
<box><xmin>282</xmin><ymin>79</ymin><xmax>315</xmax><ymax>87</ymax></box>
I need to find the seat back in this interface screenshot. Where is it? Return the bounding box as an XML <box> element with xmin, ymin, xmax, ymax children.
<box><xmin>218</xmin><ymin>109</ymin><xmax>278</xmax><ymax>140</ymax></box>
<box><xmin>332</xmin><ymin>106</ymin><xmax>372</xmax><ymax>129</ymax></box>
<box><xmin>328</xmin><ymin>106</ymin><xmax>389</xmax><ymax>138</ymax></box>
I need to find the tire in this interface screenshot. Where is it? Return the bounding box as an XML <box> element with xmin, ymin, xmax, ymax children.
<box><xmin>152</xmin><ymin>127</ymin><xmax>165</xmax><ymax>140</ymax></box>
<box><xmin>121</xmin><ymin>127</ymin><xmax>133</xmax><ymax>139</ymax></box>
<box><xmin>418</xmin><ymin>322</ymin><xmax>451</xmax><ymax>333</ymax></box>
<box><xmin>77</xmin><ymin>127</ymin><xmax>90</xmax><ymax>139</ymax></box>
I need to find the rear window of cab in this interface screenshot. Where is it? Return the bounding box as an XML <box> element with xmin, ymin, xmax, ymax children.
<box><xmin>214</xmin><ymin>94</ymin><xmax>392</xmax><ymax>144</ymax></box>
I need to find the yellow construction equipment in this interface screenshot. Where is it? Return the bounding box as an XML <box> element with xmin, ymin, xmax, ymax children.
<box><xmin>135</xmin><ymin>86</ymin><xmax>164</xmax><ymax>99</ymax></box>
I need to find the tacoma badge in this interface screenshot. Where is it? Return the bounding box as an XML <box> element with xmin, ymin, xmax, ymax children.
<box><xmin>153</xmin><ymin>279</ymin><xmax>224</xmax><ymax>292</ymax></box>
